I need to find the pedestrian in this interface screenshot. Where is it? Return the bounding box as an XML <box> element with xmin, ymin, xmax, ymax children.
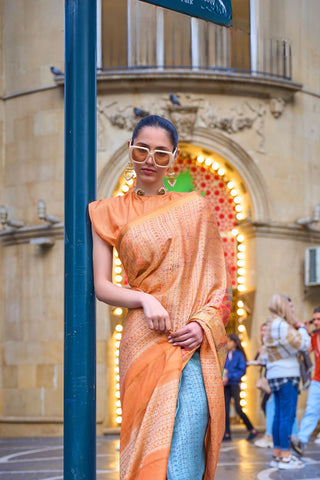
<box><xmin>291</xmin><ymin>306</ymin><xmax>320</xmax><ymax>455</ymax></box>
<box><xmin>89</xmin><ymin>115</ymin><xmax>231</xmax><ymax>480</ymax></box>
<box><xmin>264</xmin><ymin>293</ymin><xmax>310</xmax><ymax>469</ymax></box>
<box><xmin>223</xmin><ymin>334</ymin><xmax>259</xmax><ymax>442</ymax></box>
<box><xmin>253</xmin><ymin>323</ymin><xmax>273</xmax><ymax>448</ymax></box>
<box><xmin>254</xmin><ymin>297</ymin><xmax>299</xmax><ymax>449</ymax></box>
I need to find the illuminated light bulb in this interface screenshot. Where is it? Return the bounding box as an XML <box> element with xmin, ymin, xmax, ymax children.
<box><xmin>122</xmin><ymin>185</ymin><xmax>129</xmax><ymax>193</ymax></box>
<box><xmin>235</xmin><ymin>205</ymin><xmax>242</xmax><ymax>212</ymax></box>
<box><xmin>115</xmin><ymin>341</ymin><xmax>120</xmax><ymax>349</ymax></box>
<box><xmin>237</xmin><ymin>252</ymin><xmax>245</xmax><ymax>259</ymax></box>
<box><xmin>114</xmin><ymin>250</ymin><xmax>119</xmax><ymax>258</ymax></box>
<box><xmin>240</xmin><ymin>391</ymin><xmax>247</xmax><ymax>398</ymax></box>
<box><xmin>127</xmin><ymin>179</ymin><xmax>134</xmax><ymax>185</ymax></box>
<box><xmin>238</xmin><ymin>268</ymin><xmax>245</xmax><ymax>276</ymax></box>
<box><xmin>240</xmin><ymin>399</ymin><xmax>246</xmax><ymax>407</ymax></box>
<box><xmin>116</xmin><ymin>407</ymin><xmax>122</xmax><ymax>415</ymax></box>
<box><xmin>115</xmin><ymin>382</ymin><xmax>120</xmax><ymax>391</ymax></box>
<box><xmin>115</xmin><ymin>275</ymin><xmax>123</xmax><ymax>283</ymax></box>
<box><xmin>205</xmin><ymin>158</ymin><xmax>212</xmax><ymax>166</ymax></box>
<box><xmin>212</xmin><ymin>161</ymin><xmax>220</xmax><ymax>170</ymax></box>
<box><xmin>115</xmin><ymin>266</ymin><xmax>122</xmax><ymax>274</ymax></box>
<box><xmin>234</xmin><ymin>196</ymin><xmax>241</xmax><ymax>204</ymax></box>
<box><xmin>115</xmin><ymin>416</ymin><xmax>122</xmax><ymax>424</ymax></box>
<box><xmin>115</xmin><ymin>324</ymin><xmax>123</xmax><ymax>332</ymax></box>
<box><xmin>231</xmin><ymin>189</ymin><xmax>238</xmax><ymax>196</ymax></box>
<box><xmin>116</xmin><ymin>192</ymin><xmax>124</xmax><ymax>197</ymax></box>
<box><xmin>241</xmin><ymin>341</ymin><xmax>247</xmax><ymax>348</ymax></box>
<box><xmin>241</xmin><ymin>382</ymin><xmax>247</xmax><ymax>389</ymax></box>
<box><xmin>116</xmin><ymin>374</ymin><xmax>120</xmax><ymax>382</ymax></box>
<box><xmin>237</xmin><ymin>277</ymin><xmax>245</xmax><ymax>284</ymax></box>
<box><xmin>232</xmin><ymin>228</ymin><xmax>238</xmax><ymax>236</ymax></box>
<box><xmin>115</xmin><ymin>350</ymin><xmax>120</xmax><ymax>357</ymax></box>
<box><xmin>218</xmin><ymin>168</ymin><xmax>225</xmax><ymax>176</ymax></box>
<box><xmin>197</xmin><ymin>155</ymin><xmax>204</xmax><ymax>163</ymax></box>
<box><xmin>115</xmin><ymin>391</ymin><xmax>121</xmax><ymax>398</ymax></box>
<box><xmin>238</xmin><ymin>285</ymin><xmax>245</xmax><ymax>292</ymax></box>
<box><xmin>115</xmin><ymin>258</ymin><xmax>122</xmax><ymax>266</ymax></box>
<box><xmin>237</xmin><ymin>300</ymin><xmax>244</xmax><ymax>308</ymax></box>
<box><xmin>238</xmin><ymin>245</ymin><xmax>245</xmax><ymax>252</ymax></box>
<box><xmin>114</xmin><ymin>366</ymin><xmax>119</xmax><ymax>374</ymax></box>
<box><xmin>115</xmin><ymin>333</ymin><xmax>122</xmax><ymax>341</ymax></box>
<box><xmin>115</xmin><ymin>358</ymin><xmax>119</xmax><ymax>365</ymax></box>
<box><xmin>237</xmin><ymin>260</ymin><xmax>245</xmax><ymax>267</ymax></box>
<box><xmin>237</xmin><ymin>234</ymin><xmax>244</xmax><ymax>242</ymax></box>
<box><xmin>238</xmin><ymin>324</ymin><xmax>245</xmax><ymax>333</ymax></box>
<box><xmin>241</xmin><ymin>376</ymin><xmax>247</xmax><ymax>381</ymax></box>
<box><xmin>227</xmin><ymin>181</ymin><xmax>234</xmax><ymax>189</ymax></box>
<box><xmin>113</xmin><ymin>308</ymin><xmax>123</xmax><ymax>316</ymax></box>
<box><xmin>116</xmin><ymin>400</ymin><xmax>121</xmax><ymax>407</ymax></box>
<box><xmin>236</xmin><ymin>213</ymin><xmax>244</xmax><ymax>220</ymax></box>
<box><xmin>237</xmin><ymin>308</ymin><xmax>245</xmax><ymax>316</ymax></box>
<box><xmin>243</xmin><ymin>407</ymin><xmax>247</xmax><ymax>413</ymax></box>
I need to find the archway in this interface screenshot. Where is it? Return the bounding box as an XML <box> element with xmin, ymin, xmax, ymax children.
<box><xmin>98</xmin><ymin>134</ymin><xmax>270</xmax><ymax>427</ymax></box>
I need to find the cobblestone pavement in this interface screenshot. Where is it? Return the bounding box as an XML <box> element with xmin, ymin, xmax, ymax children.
<box><xmin>0</xmin><ymin>434</ymin><xmax>319</xmax><ymax>479</ymax></box>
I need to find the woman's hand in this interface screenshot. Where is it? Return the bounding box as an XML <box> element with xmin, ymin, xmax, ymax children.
<box><xmin>140</xmin><ymin>293</ymin><xmax>171</xmax><ymax>332</ymax></box>
<box><xmin>168</xmin><ymin>321</ymin><xmax>204</xmax><ymax>350</ymax></box>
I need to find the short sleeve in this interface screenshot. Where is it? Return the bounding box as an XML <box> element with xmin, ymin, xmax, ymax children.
<box><xmin>88</xmin><ymin>199</ymin><xmax>120</xmax><ymax>247</ymax></box>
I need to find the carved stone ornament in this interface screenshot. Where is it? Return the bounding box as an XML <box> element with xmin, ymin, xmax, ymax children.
<box><xmin>270</xmin><ymin>97</ymin><xmax>286</xmax><ymax>118</ymax></box>
<box><xmin>199</xmin><ymin>102</ymin><xmax>267</xmax><ymax>153</ymax></box>
<box><xmin>97</xmin><ymin>95</ymin><xmax>273</xmax><ymax>154</ymax></box>
<box><xmin>168</xmin><ymin>105</ymin><xmax>199</xmax><ymax>139</ymax></box>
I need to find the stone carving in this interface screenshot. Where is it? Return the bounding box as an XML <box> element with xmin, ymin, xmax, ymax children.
<box><xmin>97</xmin><ymin>94</ymin><xmax>284</xmax><ymax>154</ymax></box>
<box><xmin>270</xmin><ymin>97</ymin><xmax>285</xmax><ymax>118</ymax></box>
<box><xmin>200</xmin><ymin>101</ymin><xmax>266</xmax><ymax>153</ymax></box>
<box><xmin>168</xmin><ymin>105</ymin><xmax>199</xmax><ymax>139</ymax></box>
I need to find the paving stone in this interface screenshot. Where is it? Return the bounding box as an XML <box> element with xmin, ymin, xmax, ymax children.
<box><xmin>0</xmin><ymin>434</ymin><xmax>319</xmax><ymax>479</ymax></box>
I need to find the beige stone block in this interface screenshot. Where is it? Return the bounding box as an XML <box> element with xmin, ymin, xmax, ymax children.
<box><xmin>36</xmin><ymin>365</ymin><xmax>56</xmax><ymax>389</ymax></box>
<box><xmin>3</xmin><ymin>366</ymin><xmax>18</xmax><ymax>388</ymax></box>
<box><xmin>3</xmin><ymin>389</ymin><xmax>25</xmax><ymax>416</ymax></box>
<box><xmin>4</xmin><ymin>341</ymin><xmax>44</xmax><ymax>366</ymax></box>
<box><xmin>97</xmin><ymin>340</ymin><xmax>107</xmax><ymax>363</ymax></box>
<box><xmin>44</xmin><ymin>388</ymin><xmax>63</xmax><ymax>417</ymax></box>
<box><xmin>17</xmin><ymin>365</ymin><xmax>36</xmax><ymax>389</ymax></box>
<box><xmin>42</xmin><ymin>342</ymin><xmax>63</xmax><ymax>365</ymax></box>
<box><xmin>33</xmin><ymin>110</ymin><xmax>60</xmax><ymax>137</ymax></box>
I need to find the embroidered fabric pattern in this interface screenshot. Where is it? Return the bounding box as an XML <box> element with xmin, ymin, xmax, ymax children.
<box><xmin>89</xmin><ymin>190</ymin><xmax>231</xmax><ymax>480</ymax></box>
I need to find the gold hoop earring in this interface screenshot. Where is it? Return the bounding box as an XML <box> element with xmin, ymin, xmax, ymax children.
<box><xmin>123</xmin><ymin>160</ymin><xmax>135</xmax><ymax>181</ymax></box>
<box><xmin>166</xmin><ymin>167</ymin><xmax>177</xmax><ymax>187</ymax></box>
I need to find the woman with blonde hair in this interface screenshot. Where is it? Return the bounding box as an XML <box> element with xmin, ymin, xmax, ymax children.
<box><xmin>264</xmin><ymin>293</ymin><xmax>310</xmax><ymax>470</ymax></box>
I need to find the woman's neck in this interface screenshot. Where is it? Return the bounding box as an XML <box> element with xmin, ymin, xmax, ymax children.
<box><xmin>134</xmin><ymin>182</ymin><xmax>166</xmax><ymax>196</ymax></box>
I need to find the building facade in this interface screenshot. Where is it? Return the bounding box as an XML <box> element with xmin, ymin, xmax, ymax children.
<box><xmin>1</xmin><ymin>0</ymin><xmax>320</xmax><ymax>436</ymax></box>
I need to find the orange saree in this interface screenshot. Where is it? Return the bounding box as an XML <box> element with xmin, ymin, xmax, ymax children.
<box><xmin>89</xmin><ymin>190</ymin><xmax>231</xmax><ymax>480</ymax></box>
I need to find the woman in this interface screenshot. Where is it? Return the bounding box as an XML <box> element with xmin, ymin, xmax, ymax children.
<box><xmin>89</xmin><ymin>115</ymin><xmax>231</xmax><ymax>480</ymax></box>
<box><xmin>223</xmin><ymin>334</ymin><xmax>258</xmax><ymax>441</ymax></box>
<box><xmin>264</xmin><ymin>293</ymin><xmax>310</xmax><ymax>470</ymax></box>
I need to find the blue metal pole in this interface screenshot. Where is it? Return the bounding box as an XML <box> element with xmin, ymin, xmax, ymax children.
<box><xmin>64</xmin><ymin>1</ymin><xmax>97</xmax><ymax>479</ymax></box>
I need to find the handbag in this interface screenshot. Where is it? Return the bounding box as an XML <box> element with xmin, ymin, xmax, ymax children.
<box><xmin>299</xmin><ymin>351</ymin><xmax>313</xmax><ymax>390</ymax></box>
<box><xmin>256</xmin><ymin>376</ymin><xmax>271</xmax><ymax>394</ymax></box>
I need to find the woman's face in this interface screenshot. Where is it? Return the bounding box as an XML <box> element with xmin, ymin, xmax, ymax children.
<box><xmin>131</xmin><ymin>126</ymin><xmax>177</xmax><ymax>190</ymax></box>
<box><xmin>260</xmin><ymin>324</ymin><xmax>267</xmax><ymax>341</ymax></box>
<box><xmin>288</xmin><ymin>300</ymin><xmax>295</xmax><ymax>314</ymax></box>
<box><xmin>227</xmin><ymin>338</ymin><xmax>236</xmax><ymax>351</ymax></box>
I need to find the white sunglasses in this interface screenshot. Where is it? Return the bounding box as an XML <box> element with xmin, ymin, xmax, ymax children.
<box><xmin>129</xmin><ymin>145</ymin><xmax>176</xmax><ymax>168</ymax></box>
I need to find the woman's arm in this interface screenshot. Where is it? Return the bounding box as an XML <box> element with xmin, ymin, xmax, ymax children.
<box><xmin>92</xmin><ymin>227</ymin><xmax>171</xmax><ymax>332</ymax></box>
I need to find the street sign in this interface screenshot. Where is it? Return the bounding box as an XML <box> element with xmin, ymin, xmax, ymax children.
<box><xmin>139</xmin><ymin>0</ymin><xmax>232</xmax><ymax>26</ymax></box>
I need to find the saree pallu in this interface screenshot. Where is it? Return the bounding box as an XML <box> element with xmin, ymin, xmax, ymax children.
<box><xmin>89</xmin><ymin>190</ymin><xmax>231</xmax><ymax>480</ymax></box>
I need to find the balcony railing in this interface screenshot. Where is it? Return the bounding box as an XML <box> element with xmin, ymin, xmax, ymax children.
<box><xmin>100</xmin><ymin>20</ymin><xmax>292</xmax><ymax>81</ymax></box>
